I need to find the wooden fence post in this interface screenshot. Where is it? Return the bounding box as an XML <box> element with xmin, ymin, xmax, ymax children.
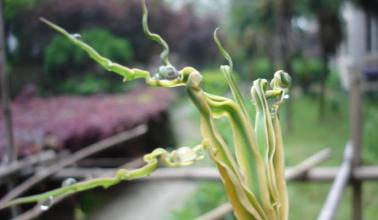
<box><xmin>0</xmin><ymin>0</ymin><xmax>20</xmax><ymax>217</ymax></box>
<box><xmin>0</xmin><ymin>0</ymin><xmax>16</xmax><ymax>164</ymax></box>
<box><xmin>349</xmin><ymin>66</ymin><xmax>363</xmax><ymax>220</ymax></box>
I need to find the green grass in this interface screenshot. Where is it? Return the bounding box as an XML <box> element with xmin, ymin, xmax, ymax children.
<box><xmin>167</xmin><ymin>92</ymin><xmax>378</xmax><ymax>220</ymax></box>
<box><xmin>282</xmin><ymin>95</ymin><xmax>349</xmax><ymax>166</ymax></box>
<box><xmin>165</xmin><ymin>182</ymin><xmax>233</xmax><ymax>220</ymax></box>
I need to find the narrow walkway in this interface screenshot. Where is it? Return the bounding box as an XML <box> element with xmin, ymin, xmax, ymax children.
<box><xmin>90</xmin><ymin>101</ymin><xmax>201</xmax><ymax>220</ymax></box>
<box><xmin>90</xmin><ymin>181</ymin><xmax>197</xmax><ymax>220</ymax></box>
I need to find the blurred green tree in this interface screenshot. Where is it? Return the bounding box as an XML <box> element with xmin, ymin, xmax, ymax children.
<box><xmin>43</xmin><ymin>27</ymin><xmax>133</xmax><ymax>94</ymax></box>
<box><xmin>229</xmin><ymin>0</ymin><xmax>345</xmax><ymax>122</ymax></box>
<box><xmin>4</xmin><ymin>0</ymin><xmax>40</xmax><ymax>20</ymax></box>
<box><xmin>228</xmin><ymin>0</ymin><xmax>294</xmax><ymax>130</ymax></box>
<box><xmin>228</xmin><ymin>0</ymin><xmax>275</xmax><ymax>74</ymax></box>
<box><xmin>292</xmin><ymin>56</ymin><xmax>322</xmax><ymax>93</ymax></box>
<box><xmin>44</xmin><ymin>28</ymin><xmax>133</xmax><ymax>73</ymax></box>
<box><xmin>301</xmin><ymin>0</ymin><xmax>344</xmax><ymax>119</ymax></box>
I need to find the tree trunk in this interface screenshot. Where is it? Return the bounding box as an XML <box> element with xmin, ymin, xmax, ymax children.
<box><xmin>0</xmin><ymin>0</ymin><xmax>15</xmax><ymax>164</ymax></box>
<box><xmin>274</xmin><ymin>0</ymin><xmax>293</xmax><ymax>132</ymax></box>
<box><xmin>319</xmin><ymin>49</ymin><xmax>329</xmax><ymax>121</ymax></box>
<box><xmin>0</xmin><ymin>0</ymin><xmax>19</xmax><ymax>217</ymax></box>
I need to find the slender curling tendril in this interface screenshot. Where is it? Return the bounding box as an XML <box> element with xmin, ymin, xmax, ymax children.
<box><xmin>213</xmin><ymin>28</ymin><xmax>251</xmax><ymax>125</ymax></box>
<box><xmin>1</xmin><ymin>144</ymin><xmax>205</xmax><ymax>209</ymax></box>
<box><xmin>3</xmin><ymin>1</ymin><xmax>292</xmax><ymax>219</ymax></box>
<box><xmin>142</xmin><ymin>0</ymin><xmax>171</xmax><ymax>66</ymax></box>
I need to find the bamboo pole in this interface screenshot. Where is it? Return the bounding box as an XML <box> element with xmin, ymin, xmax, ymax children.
<box><xmin>39</xmin><ymin>166</ymin><xmax>378</xmax><ymax>182</ymax></box>
<box><xmin>0</xmin><ymin>0</ymin><xmax>15</xmax><ymax>164</ymax></box>
<box><xmin>194</xmin><ymin>203</ymin><xmax>233</xmax><ymax>220</ymax></box>
<box><xmin>11</xmin><ymin>158</ymin><xmax>144</xmax><ymax>220</ymax></box>
<box><xmin>0</xmin><ymin>125</ymin><xmax>147</xmax><ymax>207</ymax></box>
<box><xmin>0</xmin><ymin>1</ymin><xmax>19</xmax><ymax>217</ymax></box>
<box><xmin>317</xmin><ymin>143</ymin><xmax>353</xmax><ymax>220</ymax></box>
<box><xmin>0</xmin><ymin>151</ymin><xmax>57</xmax><ymax>180</ymax></box>
<box><xmin>4</xmin><ymin>149</ymin><xmax>378</xmax><ymax>220</ymax></box>
<box><xmin>349</xmin><ymin>66</ymin><xmax>363</xmax><ymax>220</ymax></box>
<box><xmin>285</xmin><ymin>148</ymin><xmax>331</xmax><ymax>179</ymax></box>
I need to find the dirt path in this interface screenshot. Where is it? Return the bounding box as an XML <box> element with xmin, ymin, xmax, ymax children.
<box><xmin>90</xmin><ymin>102</ymin><xmax>200</xmax><ymax>220</ymax></box>
<box><xmin>90</xmin><ymin>181</ymin><xmax>197</xmax><ymax>220</ymax></box>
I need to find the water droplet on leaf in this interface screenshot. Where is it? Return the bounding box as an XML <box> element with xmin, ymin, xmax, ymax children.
<box><xmin>158</xmin><ymin>65</ymin><xmax>178</xmax><ymax>80</ymax></box>
<box><xmin>39</xmin><ymin>196</ymin><xmax>54</xmax><ymax>211</ymax></box>
<box><xmin>106</xmin><ymin>60</ymin><xmax>113</xmax><ymax>70</ymax></box>
<box><xmin>72</xmin><ymin>33</ymin><xmax>81</xmax><ymax>39</ymax></box>
<box><xmin>167</xmin><ymin>71</ymin><xmax>178</xmax><ymax>80</ymax></box>
<box><xmin>153</xmin><ymin>73</ymin><xmax>161</xmax><ymax>80</ymax></box>
<box><xmin>62</xmin><ymin>178</ymin><xmax>77</xmax><ymax>187</ymax></box>
<box><xmin>159</xmin><ymin>65</ymin><xmax>168</xmax><ymax>75</ymax></box>
<box><xmin>271</xmin><ymin>108</ymin><xmax>277</xmax><ymax>117</ymax></box>
<box><xmin>176</xmin><ymin>147</ymin><xmax>197</xmax><ymax>164</ymax></box>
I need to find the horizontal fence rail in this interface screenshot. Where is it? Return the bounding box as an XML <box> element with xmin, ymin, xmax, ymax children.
<box><xmin>0</xmin><ymin>125</ymin><xmax>147</xmax><ymax>208</ymax></box>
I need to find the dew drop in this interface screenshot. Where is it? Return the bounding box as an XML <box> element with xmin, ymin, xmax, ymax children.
<box><xmin>159</xmin><ymin>65</ymin><xmax>168</xmax><ymax>75</ymax></box>
<box><xmin>153</xmin><ymin>73</ymin><xmax>161</xmax><ymax>80</ymax></box>
<box><xmin>71</xmin><ymin>33</ymin><xmax>81</xmax><ymax>39</ymax></box>
<box><xmin>284</xmin><ymin>94</ymin><xmax>290</xmax><ymax>99</ymax></box>
<box><xmin>105</xmin><ymin>60</ymin><xmax>113</xmax><ymax>70</ymax></box>
<box><xmin>176</xmin><ymin>147</ymin><xmax>197</xmax><ymax>163</ymax></box>
<box><xmin>106</xmin><ymin>60</ymin><xmax>113</xmax><ymax>68</ymax></box>
<box><xmin>159</xmin><ymin>65</ymin><xmax>178</xmax><ymax>80</ymax></box>
<box><xmin>39</xmin><ymin>196</ymin><xmax>54</xmax><ymax>211</ymax></box>
<box><xmin>62</xmin><ymin>178</ymin><xmax>77</xmax><ymax>187</ymax></box>
<box><xmin>270</xmin><ymin>108</ymin><xmax>277</xmax><ymax>117</ymax></box>
<box><xmin>166</xmin><ymin>70</ymin><xmax>179</xmax><ymax>80</ymax></box>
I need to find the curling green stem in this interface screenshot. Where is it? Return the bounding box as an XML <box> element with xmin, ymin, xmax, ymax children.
<box><xmin>142</xmin><ymin>0</ymin><xmax>171</xmax><ymax>66</ymax></box>
<box><xmin>23</xmin><ymin>7</ymin><xmax>292</xmax><ymax>220</ymax></box>
<box><xmin>3</xmin><ymin>144</ymin><xmax>205</xmax><ymax>208</ymax></box>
